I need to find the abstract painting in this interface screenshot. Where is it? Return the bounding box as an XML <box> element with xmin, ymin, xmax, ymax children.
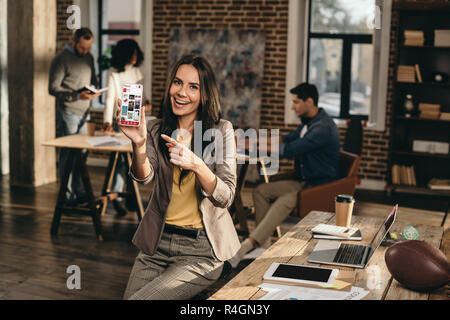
<box><xmin>168</xmin><ymin>29</ymin><xmax>265</xmax><ymax>128</ymax></box>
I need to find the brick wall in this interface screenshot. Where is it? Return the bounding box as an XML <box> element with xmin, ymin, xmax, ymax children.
<box><xmin>152</xmin><ymin>0</ymin><xmax>295</xmax><ymax>173</ymax></box>
<box><xmin>151</xmin><ymin>0</ymin><xmax>392</xmax><ymax>181</ymax></box>
<box><xmin>56</xmin><ymin>0</ymin><xmax>73</xmax><ymax>53</ymax></box>
<box><xmin>152</xmin><ymin>0</ymin><xmax>291</xmax><ymax>120</ymax></box>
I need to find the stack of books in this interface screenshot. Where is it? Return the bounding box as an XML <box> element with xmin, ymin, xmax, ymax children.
<box><xmin>428</xmin><ymin>178</ymin><xmax>450</xmax><ymax>190</ymax></box>
<box><xmin>434</xmin><ymin>30</ymin><xmax>450</xmax><ymax>47</ymax></box>
<box><xmin>440</xmin><ymin>112</ymin><xmax>450</xmax><ymax>121</ymax></box>
<box><xmin>404</xmin><ymin>30</ymin><xmax>424</xmax><ymax>46</ymax></box>
<box><xmin>397</xmin><ymin>65</ymin><xmax>416</xmax><ymax>83</ymax></box>
<box><xmin>413</xmin><ymin>140</ymin><xmax>449</xmax><ymax>154</ymax></box>
<box><xmin>391</xmin><ymin>164</ymin><xmax>416</xmax><ymax>186</ymax></box>
<box><xmin>418</xmin><ymin>103</ymin><xmax>441</xmax><ymax>119</ymax></box>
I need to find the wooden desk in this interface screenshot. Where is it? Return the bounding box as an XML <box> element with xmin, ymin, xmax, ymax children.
<box><xmin>210</xmin><ymin>210</ymin><xmax>448</xmax><ymax>300</ymax></box>
<box><xmin>232</xmin><ymin>154</ymin><xmax>270</xmax><ymax>235</ymax></box>
<box><xmin>43</xmin><ymin>133</ymin><xmax>145</xmax><ymax>240</ymax></box>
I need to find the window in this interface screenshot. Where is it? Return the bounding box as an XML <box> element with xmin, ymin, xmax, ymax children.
<box><xmin>306</xmin><ymin>0</ymin><xmax>374</xmax><ymax>120</ymax></box>
<box><xmin>285</xmin><ymin>0</ymin><xmax>391</xmax><ymax>130</ymax></box>
<box><xmin>97</xmin><ymin>0</ymin><xmax>141</xmax><ymax>97</ymax></box>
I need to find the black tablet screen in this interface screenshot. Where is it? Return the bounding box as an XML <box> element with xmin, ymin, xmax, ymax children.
<box><xmin>272</xmin><ymin>264</ymin><xmax>332</xmax><ymax>283</ymax></box>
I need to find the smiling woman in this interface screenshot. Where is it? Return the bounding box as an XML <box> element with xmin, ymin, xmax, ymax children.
<box><xmin>117</xmin><ymin>54</ymin><xmax>240</xmax><ymax>300</ymax></box>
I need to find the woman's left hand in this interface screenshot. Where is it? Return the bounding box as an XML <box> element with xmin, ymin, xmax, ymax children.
<box><xmin>161</xmin><ymin>134</ymin><xmax>203</xmax><ymax>172</ymax></box>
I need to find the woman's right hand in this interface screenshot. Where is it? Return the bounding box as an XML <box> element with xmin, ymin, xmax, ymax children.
<box><xmin>115</xmin><ymin>99</ymin><xmax>147</xmax><ymax>147</ymax></box>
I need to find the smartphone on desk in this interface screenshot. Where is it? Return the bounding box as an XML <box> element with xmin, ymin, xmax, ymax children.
<box><xmin>120</xmin><ymin>84</ymin><xmax>143</xmax><ymax>127</ymax></box>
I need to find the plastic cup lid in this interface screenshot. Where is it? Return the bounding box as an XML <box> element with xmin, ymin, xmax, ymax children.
<box><xmin>335</xmin><ymin>194</ymin><xmax>354</xmax><ymax>203</ymax></box>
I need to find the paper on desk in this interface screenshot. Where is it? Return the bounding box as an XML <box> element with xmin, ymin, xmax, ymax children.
<box><xmin>318</xmin><ymin>279</ymin><xmax>351</xmax><ymax>290</ymax></box>
<box><xmin>258</xmin><ymin>283</ymin><xmax>369</xmax><ymax>300</ymax></box>
<box><xmin>87</xmin><ymin>135</ymin><xmax>130</xmax><ymax>147</ymax></box>
<box><xmin>243</xmin><ymin>248</ymin><xmax>266</xmax><ymax>260</ymax></box>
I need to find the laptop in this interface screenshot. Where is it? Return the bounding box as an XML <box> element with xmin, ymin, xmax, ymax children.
<box><xmin>308</xmin><ymin>204</ymin><xmax>398</xmax><ymax>269</ymax></box>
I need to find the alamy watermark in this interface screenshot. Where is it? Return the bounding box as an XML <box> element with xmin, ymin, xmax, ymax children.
<box><xmin>366</xmin><ymin>5</ymin><xmax>381</xmax><ymax>30</ymax></box>
<box><xmin>366</xmin><ymin>265</ymin><xmax>383</xmax><ymax>290</ymax></box>
<box><xmin>171</xmin><ymin>121</ymin><xmax>280</xmax><ymax>176</ymax></box>
<box><xmin>66</xmin><ymin>5</ymin><xmax>81</xmax><ymax>30</ymax></box>
<box><xmin>66</xmin><ymin>265</ymin><xmax>81</xmax><ymax>290</ymax></box>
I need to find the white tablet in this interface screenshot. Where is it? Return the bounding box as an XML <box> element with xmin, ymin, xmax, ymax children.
<box><xmin>263</xmin><ymin>263</ymin><xmax>339</xmax><ymax>286</ymax></box>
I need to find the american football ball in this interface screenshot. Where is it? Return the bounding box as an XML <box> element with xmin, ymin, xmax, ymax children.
<box><xmin>385</xmin><ymin>240</ymin><xmax>450</xmax><ymax>292</ymax></box>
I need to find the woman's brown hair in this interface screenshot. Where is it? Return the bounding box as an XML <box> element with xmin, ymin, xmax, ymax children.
<box><xmin>158</xmin><ymin>54</ymin><xmax>222</xmax><ymax>185</ymax></box>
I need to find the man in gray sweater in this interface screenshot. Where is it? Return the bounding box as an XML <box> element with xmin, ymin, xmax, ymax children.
<box><xmin>49</xmin><ymin>28</ymin><xmax>100</xmax><ymax>204</ymax></box>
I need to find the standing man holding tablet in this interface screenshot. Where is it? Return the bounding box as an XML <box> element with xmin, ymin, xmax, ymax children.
<box><xmin>49</xmin><ymin>27</ymin><xmax>101</xmax><ymax>205</ymax></box>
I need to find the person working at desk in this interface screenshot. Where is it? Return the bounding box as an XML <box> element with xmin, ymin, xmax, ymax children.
<box><xmin>49</xmin><ymin>27</ymin><xmax>100</xmax><ymax>205</ymax></box>
<box><xmin>102</xmin><ymin>39</ymin><xmax>151</xmax><ymax>216</ymax></box>
<box><xmin>229</xmin><ymin>82</ymin><xmax>340</xmax><ymax>267</ymax></box>
<box><xmin>119</xmin><ymin>54</ymin><xmax>240</xmax><ymax>300</ymax></box>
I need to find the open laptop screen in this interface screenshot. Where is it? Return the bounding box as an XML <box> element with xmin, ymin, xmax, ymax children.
<box><xmin>366</xmin><ymin>205</ymin><xmax>398</xmax><ymax>262</ymax></box>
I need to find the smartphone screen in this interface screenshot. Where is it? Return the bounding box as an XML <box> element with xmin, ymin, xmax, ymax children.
<box><xmin>272</xmin><ymin>264</ymin><xmax>332</xmax><ymax>283</ymax></box>
<box><xmin>120</xmin><ymin>84</ymin><xmax>143</xmax><ymax>127</ymax></box>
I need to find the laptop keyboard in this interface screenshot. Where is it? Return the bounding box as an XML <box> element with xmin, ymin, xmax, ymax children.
<box><xmin>333</xmin><ymin>243</ymin><xmax>366</xmax><ymax>265</ymax></box>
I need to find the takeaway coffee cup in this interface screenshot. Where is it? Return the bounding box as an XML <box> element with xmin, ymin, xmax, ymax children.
<box><xmin>86</xmin><ymin>120</ymin><xmax>96</xmax><ymax>136</ymax></box>
<box><xmin>335</xmin><ymin>194</ymin><xmax>355</xmax><ymax>227</ymax></box>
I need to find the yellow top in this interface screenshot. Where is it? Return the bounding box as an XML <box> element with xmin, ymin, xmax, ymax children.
<box><xmin>165</xmin><ymin>134</ymin><xmax>204</xmax><ymax>229</ymax></box>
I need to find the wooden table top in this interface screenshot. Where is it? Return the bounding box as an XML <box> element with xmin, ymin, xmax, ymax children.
<box><xmin>42</xmin><ymin>133</ymin><xmax>133</xmax><ymax>153</ymax></box>
<box><xmin>236</xmin><ymin>153</ymin><xmax>271</xmax><ymax>162</ymax></box>
<box><xmin>210</xmin><ymin>210</ymin><xmax>448</xmax><ymax>300</ymax></box>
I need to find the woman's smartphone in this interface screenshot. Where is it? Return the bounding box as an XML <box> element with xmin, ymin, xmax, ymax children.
<box><xmin>120</xmin><ymin>84</ymin><xmax>143</xmax><ymax>127</ymax></box>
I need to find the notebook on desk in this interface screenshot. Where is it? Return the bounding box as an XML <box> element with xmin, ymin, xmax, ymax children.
<box><xmin>308</xmin><ymin>205</ymin><xmax>398</xmax><ymax>269</ymax></box>
<box><xmin>313</xmin><ymin>229</ymin><xmax>362</xmax><ymax>241</ymax></box>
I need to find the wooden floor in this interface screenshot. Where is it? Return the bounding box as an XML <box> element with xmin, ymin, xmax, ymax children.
<box><xmin>0</xmin><ymin>165</ymin><xmax>448</xmax><ymax>300</ymax></box>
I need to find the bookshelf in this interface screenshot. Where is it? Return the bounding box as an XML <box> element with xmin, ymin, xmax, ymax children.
<box><xmin>396</xmin><ymin>81</ymin><xmax>450</xmax><ymax>88</ymax></box>
<box><xmin>388</xmin><ymin>4</ymin><xmax>450</xmax><ymax>195</ymax></box>
<box><xmin>394</xmin><ymin>116</ymin><xmax>450</xmax><ymax>123</ymax></box>
<box><xmin>391</xmin><ymin>150</ymin><xmax>450</xmax><ymax>160</ymax></box>
<box><xmin>400</xmin><ymin>45</ymin><xmax>450</xmax><ymax>50</ymax></box>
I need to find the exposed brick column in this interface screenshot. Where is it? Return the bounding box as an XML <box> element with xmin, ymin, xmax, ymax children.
<box><xmin>57</xmin><ymin>0</ymin><xmax>74</xmax><ymax>53</ymax></box>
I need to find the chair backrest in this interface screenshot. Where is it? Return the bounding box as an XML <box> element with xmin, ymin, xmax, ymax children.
<box><xmin>343</xmin><ymin>118</ymin><xmax>363</xmax><ymax>155</ymax></box>
<box><xmin>340</xmin><ymin>150</ymin><xmax>360</xmax><ymax>178</ymax></box>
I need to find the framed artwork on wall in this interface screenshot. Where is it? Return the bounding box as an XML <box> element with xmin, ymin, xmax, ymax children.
<box><xmin>168</xmin><ymin>29</ymin><xmax>265</xmax><ymax>128</ymax></box>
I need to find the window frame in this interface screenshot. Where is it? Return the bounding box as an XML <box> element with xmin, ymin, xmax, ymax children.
<box><xmin>285</xmin><ymin>0</ymin><xmax>391</xmax><ymax>131</ymax></box>
<box><xmin>97</xmin><ymin>0</ymin><xmax>140</xmax><ymax>91</ymax></box>
<box><xmin>306</xmin><ymin>0</ymin><xmax>373</xmax><ymax>121</ymax></box>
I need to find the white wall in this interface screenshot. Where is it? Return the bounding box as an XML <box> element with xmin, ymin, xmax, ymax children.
<box><xmin>0</xmin><ymin>0</ymin><xmax>9</xmax><ymax>175</ymax></box>
<box><xmin>107</xmin><ymin>0</ymin><xmax>141</xmax><ymax>23</ymax></box>
<box><xmin>139</xmin><ymin>0</ymin><xmax>153</xmax><ymax>104</ymax></box>
<box><xmin>284</xmin><ymin>0</ymin><xmax>309</xmax><ymax>125</ymax></box>
<box><xmin>73</xmin><ymin>0</ymin><xmax>91</xmax><ymax>30</ymax></box>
